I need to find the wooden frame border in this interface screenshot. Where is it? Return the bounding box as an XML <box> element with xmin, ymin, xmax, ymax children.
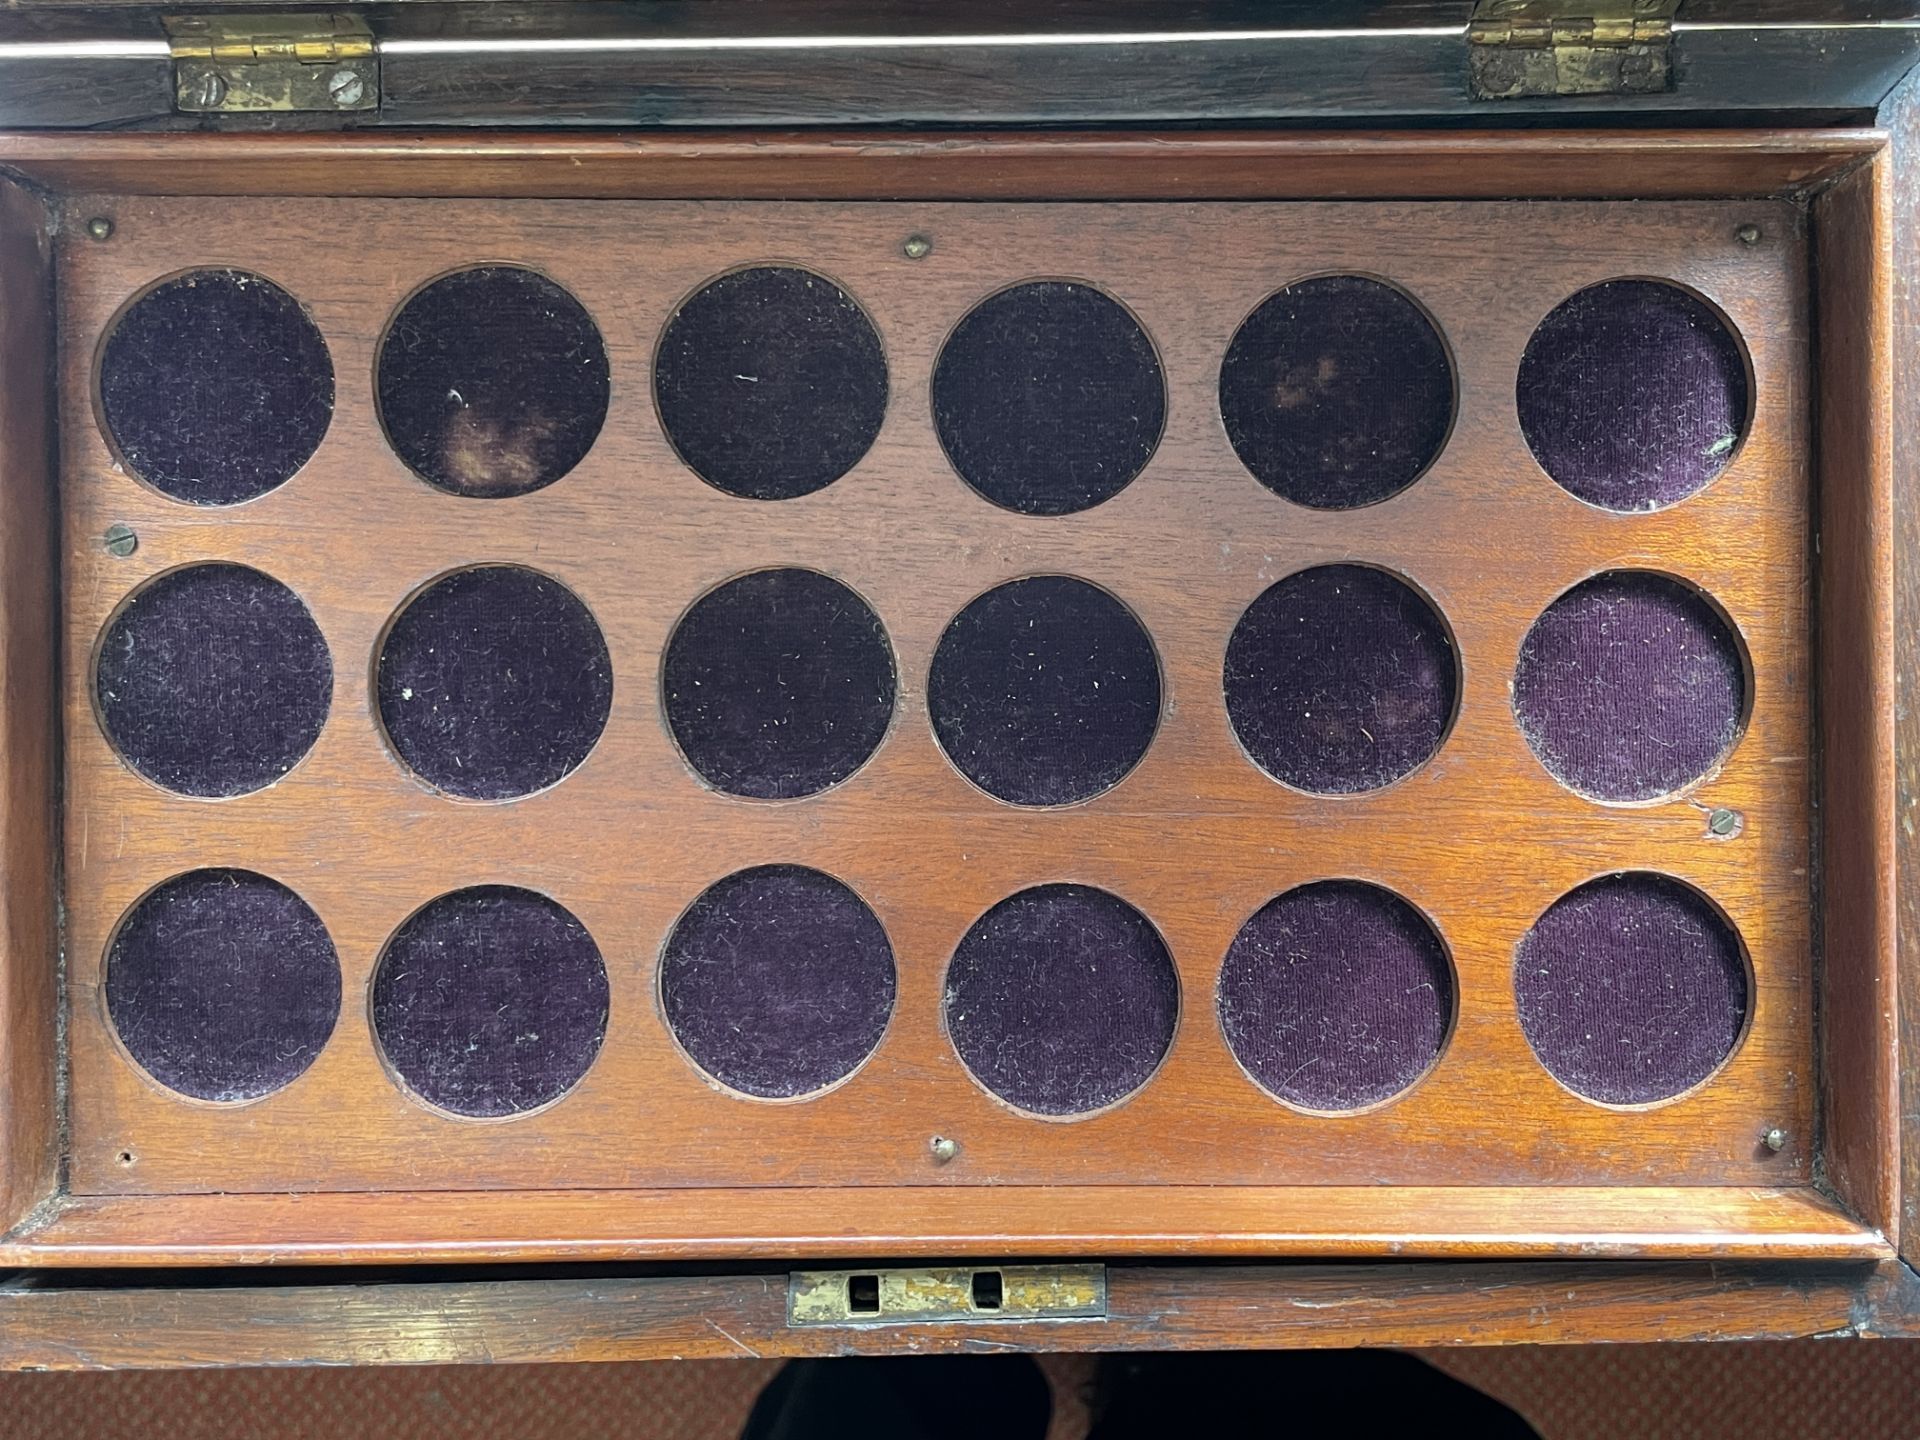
<box><xmin>1813</xmin><ymin>145</ymin><xmax>1902</xmax><ymax>1247</ymax></box>
<box><xmin>3</xmin><ymin>1259</ymin><xmax>1918</xmax><ymax>1370</ymax></box>
<box><xmin>0</xmin><ymin>128</ymin><xmax>1888</xmax><ymax>203</ymax></box>
<box><xmin>0</xmin><ymin>178</ymin><xmax>62</xmax><ymax>1236</ymax></box>
<box><xmin>0</xmin><ymin>127</ymin><xmax>1899</xmax><ymax>1270</ymax></box>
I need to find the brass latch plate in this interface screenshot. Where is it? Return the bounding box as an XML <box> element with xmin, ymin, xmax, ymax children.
<box><xmin>166</xmin><ymin>12</ymin><xmax>377</xmax><ymax>114</ymax></box>
<box><xmin>1469</xmin><ymin>0</ymin><xmax>1677</xmax><ymax>99</ymax></box>
<box><xmin>788</xmin><ymin>1265</ymin><xmax>1107</xmax><ymax>1326</ymax></box>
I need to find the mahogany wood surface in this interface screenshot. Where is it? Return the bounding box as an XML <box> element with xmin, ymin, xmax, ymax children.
<box><xmin>1</xmin><ymin>1259</ymin><xmax>1912</xmax><ymax>1371</ymax></box>
<box><xmin>1882</xmin><ymin>67</ymin><xmax>1920</xmax><ymax>1276</ymax></box>
<box><xmin>0</xmin><ymin>180</ymin><xmax>61</xmax><ymax>1232</ymax></box>
<box><xmin>0</xmin><ymin>1185</ymin><xmax>1884</xmax><ymax>1268</ymax></box>
<box><xmin>1813</xmin><ymin>152</ymin><xmax>1903</xmax><ymax>1247</ymax></box>
<box><xmin>0</xmin><ymin>129</ymin><xmax>1883</xmax><ymax>204</ymax></box>
<box><xmin>51</xmin><ymin>197</ymin><xmax>1816</xmax><ymax>1221</ymax></box>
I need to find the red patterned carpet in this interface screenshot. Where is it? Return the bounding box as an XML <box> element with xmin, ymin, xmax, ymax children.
<box><xmin>0</xmin><ymin>1343</ymin><xmax>1914</xmax><ymax>1439</ymax></box>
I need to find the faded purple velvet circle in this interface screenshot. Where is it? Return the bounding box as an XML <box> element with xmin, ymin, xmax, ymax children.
<box><xmin>933</xmin><ymin>281</ymin><xmax>1165</xmax><ymax>516</ymax></box>
<box><xmin>656</xmin><ymin>266</ymin><xmax>888</xmax><ymax>500</ymax></box>
<box><xmin>928</xmin><ymin>576</ymin><xmax>1160</xmax><ymax>806</ymax></box>
<box><xmin>1518</xmin><ymin>280</ymin><xmax>1748</xmax><ymax>511</ymax></box>
<box><xmin>661</xmin><ymin>865</ymin><xmax>896</xmax><ymax>1099</ymax></box>
<box><xmin>377</xmin><ymin>566</ymin><xmax>613</xmax><ymax>800</ymax></box>
<box><xmin>664</xmin><ymin>568</ymin><xmax>896</xmax><ymax>799</ymax></box>
<box><xmin>97</xmin><ymin>563</ymin><xmax>332</xmax><ymax>798</ymax></box>
<box><xmin>1218</xmin><ymin>881</ymin><xmax>1452</xmax><ymax>1111</ymax></box>
<box><xmin>99</xmin><ymin>269</ymin><xmax>334</xmax><ymax>505</ymax></box>
<box><xmin>106</xmin><ymin>869</ymin><xmax>341</xmax><ymax>1102</ymax></box>
<box><xmin>1224</xmin><ymin>564</ymin><xmax>1457</xmax><ymax>794</ymax></box>
<box><xmin>1219</xmin><ymin>275</ymin><xmax>1454</xmax><ymax>509</ymax></box>
<box><xmin>1513</xmin><ymin>570</ymin><xmax>1745</xmax><ymax>802</ymax></box>
<box><xmin>377</xmin><ymin>266</ymin><xmax>609</xmax><ymax>497</ymax></box>
<box><xmin>372</xmin><ymin>885</ymin><xmax>609</xmax><ymax>1118</ymax></box>
<box><xmin>945</xmin><ymin>884</ymin><xmax>1178</xmax><ymax>1116</ymax></box>
<box><xmin>1516</xmin><ymin>872</ymin><xmax>1748</xmax><ymax>1105</ymax></box>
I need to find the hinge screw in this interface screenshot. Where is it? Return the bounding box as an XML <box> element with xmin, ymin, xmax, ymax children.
<box><xmin>84</xmin><ymin>216</ymin><xmax>113</xmax><ymax>243</ymax></box>
<box><xmin>929</xmin><ymin>1135</ymin><xmax>958</xmax><ymax>1164</ymax></box>
<box><xmin>1736</xmin><ymin>223</ymin><xmax>1762</xmax><ymax>246</ymax></box>
<box><xmin>1762</xmin><ymin>1127</ymin><xmax>1787</xmax><ymax>1153</ymax></box>
<box><xmin>327</xmin><ymin>69</ymin><xmax>366</xmax><ymax>107</ymax></box>
<box><xmin>180</xmin><ymin>71</ymin><xmax>228</xmax><ymax>109</ymax></box>
<box><xmin>902</xmin><ymin>234</ymin><xmax>934</xmax><ymax>261</ymax></box>
<box><xmin>103</xmin><ymin>524</ymin><xmax>137</xmax><ymax>559</ymax></box>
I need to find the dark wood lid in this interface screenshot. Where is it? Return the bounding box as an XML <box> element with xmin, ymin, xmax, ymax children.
<box><xmin>0</xmin><ymin>4</ymin><xmax>1915</xmax><ymax>146</ymax></box>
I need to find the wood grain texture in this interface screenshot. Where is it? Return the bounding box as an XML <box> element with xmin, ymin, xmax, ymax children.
<box><xmin>0</xmin><ymin>130</ymin><xmax>1883</xmax><ymax>203</ymax></box>
<box><xmin>0</xmin><ymin>180</ymin><xmax>61</xmax><ymax>1231</ymax></box>
<box><xmin>51</xmin><ymin>197</ymin><xmax>1816</xmax><ymax>1213</ymax></box>
<box><xmin>1882</xmin><ymin>66</ymin><xmax>1920</xmax><ymax>1274</ymax></box>
<box><xmin>1813</xmin><ymin>154</ymin><xmax>1902</xmax><ymax>1245</ymax></box>
<box><xmin>0</xmin><ymin>1186</ymin><xmax>1884</xmax><ymax>1268</ymax></box>
<box><xmin>0</xmin><ymin>1258</ymin><xmax>1909</xmax><ymax>1371</ymax></box>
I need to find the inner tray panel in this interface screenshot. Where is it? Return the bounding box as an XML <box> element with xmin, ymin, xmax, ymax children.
<box><xmin>55</xmin><ymin>196</ymin><xmax>1811</xmax><ymax>1196</ymax></box>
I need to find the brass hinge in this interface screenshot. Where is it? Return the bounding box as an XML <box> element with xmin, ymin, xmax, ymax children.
<box><xmin>165</xmin><ymin>12</ymin><xmax>378</xmax><ymax>114</ymax></box>
<box><xmin>1468</xmin><ymin>0</ymin><xmax>1677</xmax><ymax>100</ymax></box>
<box><xmin>787</xmin><ymin>1265</ymin><xmax>1107</xmax><ymax>1326</ymax></box>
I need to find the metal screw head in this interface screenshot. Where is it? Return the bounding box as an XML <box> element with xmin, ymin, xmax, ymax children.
<box><xmin>1762</xmin><ymin>1127</ymin><xmax>1787</xmax><ymax>1153</ymax></box>
<box><xmin>929</xmin><ymin>1135</ymin><xmax>958</xmax><ymax>1164</ymax></box>
<box><xmin>1707</xmin><ymin>807</ymin><xmax>1744</xmax><ymax>839</ymax></box>
<box><xmin>327</xmin><ymin>69</ymin><xmax>366</xmax><ymax>107</ymax></box>
<box><xmin>102</xmin><ymin>524</ymin><xmax>137</xmax><ymax>559</ymax></box>
<box><xmin>902</xmin><ymin>234</ymin><xmax>934</xmax><ymax>261</ymax></box>
<box><xmin>1736</xmin><ymin>223</ymin><xmax>1763</xmax><ymax>246</ymax></box>
<box><xmin>84</xmin><ymin>216</ymin><xmax>113</xmax><ymax>243</ymax></box>
<box><xmin>180</xmin><ymin>71</ymin><xmax>227</xmax><ymax>109</ymax></box>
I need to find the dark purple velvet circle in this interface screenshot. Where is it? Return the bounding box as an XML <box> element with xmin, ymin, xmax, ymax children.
<box><xmin>106</xmin><ymin>869</ymin><xmax>341</xmax><ymax>1102</ymax></box>
<box><xmin>377</xmin><ymin>266</ymin><xmax>609</xmax><ymax>497</ymax></box>
<box><xmin>945</xmin><ymin>884</ymin><xmax>1178</xmax><ymax>1117</ymax></box>
<box><xmin>655</xmin><ymin>266</ymin><xmax>888</xmax><ymax>500</ymax></box>
<box><xmin>377</xmin><ymin>566</ymin><xmax>613</xmax><ymax>800</ymax></box>
<box><xmin>99</xmin><ymin>269</ymin><xmax>334</xmax><ymax>505</ymax></box>
<box><xmin>1517</xmin><ymin>280</ymin><xmax>1748</xmax><ymax>511</ymax></box>
<box><xmin>933</xmin><ymin>281</ymin><xmax>1165</xmax><ymax>516</ymax></box>
<box><xmin>1515</xmin><ymin>872</ymin><xmax>1748</xmax><ymax>1105</ymax></box>
<box><xmin>1218</xmin><ymin>881</ymin><xmax>1452</xmax><ymax>1111</ymax></box>
<box><xmin>1224</xmin><ymin>564</ymin><xmax>1457</xmax><ymax>794</ymax></box>
<box><xmin>661</xmin><ymin>865</ymin><xmax>896</xmax><ymax>1099</ymax></box>
<box><xmin>372</xmin><ymin>885</ymin><xmax>609</xmax><ymax>1118</ymax></box>
<box><xmin>96</xmin><ymin>563</ymin><xmax>332</xmax><ymax>798</ymax></box>
<box><xmin>1513</xmin><ymin>571</ymin><xmax>1745</xmax><ymax>802</ymax></box>
<box><xmin>663</xmin><ymin>568</ymin><xmax>896</xmax><ymax>800</ymax></box>
<box><xmin>1219</xmin><ymin>275</ymin><xmax>1454</xmax><ymax>509</ymax></box>
<box><xmin>928</xmin><ymin>576</ymin><xmax>1160</xmax><ymax>806</ymax></box>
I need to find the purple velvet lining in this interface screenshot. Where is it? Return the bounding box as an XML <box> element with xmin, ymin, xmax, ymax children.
<box><xmin>106</xmin><ymin>869</ymin><xmax>340</xmax><ymax>1102</ymax></box>
<box><xmin>1224</xmin><ymin>564</ymin><xmax>1457</xmax><ymax>794</ymax></box>
<box><xmin>99</xmin><ymin>269</ymin><xmax>333</xmax><ymax>505</ymax></box>
<box><xmin>655</xmin><ymin>266</ymin><xmax>888</xmax><ymax>500</ymax></box>
<box><xmin>1517</xmin><ymin>280</ymin><xmax>1748</xmax><ymax>511</ymax></box>
<box><xmin>944</xmin><ymin>884</ymin><xmax>1178</xmax><ymax>1116</ymax></box>
<box><xmin>96</xmin><ymin>563</ymin><xmax>332</xmax><ymax>798</ymax></box>
<box><xmin>1515</xmin><ymin>872</ymin><xmax>1748</xmax><ymax>1105</ymax></box>
<box><xmin>1219</xmin><ymin>275</ymin><xmax>1454</xmax><ymax>510</ymax></box>
<box><xmin>661</xmin><ymin>865</ymin><xmax>895</xmax><ymax>1099</ymax></box>
<box><xmin>377</xmin><ymin>566</ymin><xmax>612</xmax><ymax>800</ymax></box>
<box><xmin>928</xmin><ymin>576</ymin><xmax>1160</xmax><ymax>806</ymax></box>
<box><xmin>372</xmin><ymin>885</ymin><xmax>609</xmax><ymax>1118</ymax></box>
<box><xmin>1513</xmin><ymin>570</ymin><xmax>1745</xmax><ymax>802</ymax></box>
<box><xmin>933</xmin><ymin>281</ymin><xmax>1165</xmax><ymax>516</ymax></box>
<box><xmin>1217</xmin><ymin>881</ymin><xmax>1451</xmax><ymax>1111</ymax></box>
<box><xmin>377</xmin><ymin>266</ymin><xmax>609</xmax><ymax>497</ymax></box>
<box><xmin>663</xmin><ymin>568</ymin><xmax>896</xmax><ymax>799</ymax></box>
